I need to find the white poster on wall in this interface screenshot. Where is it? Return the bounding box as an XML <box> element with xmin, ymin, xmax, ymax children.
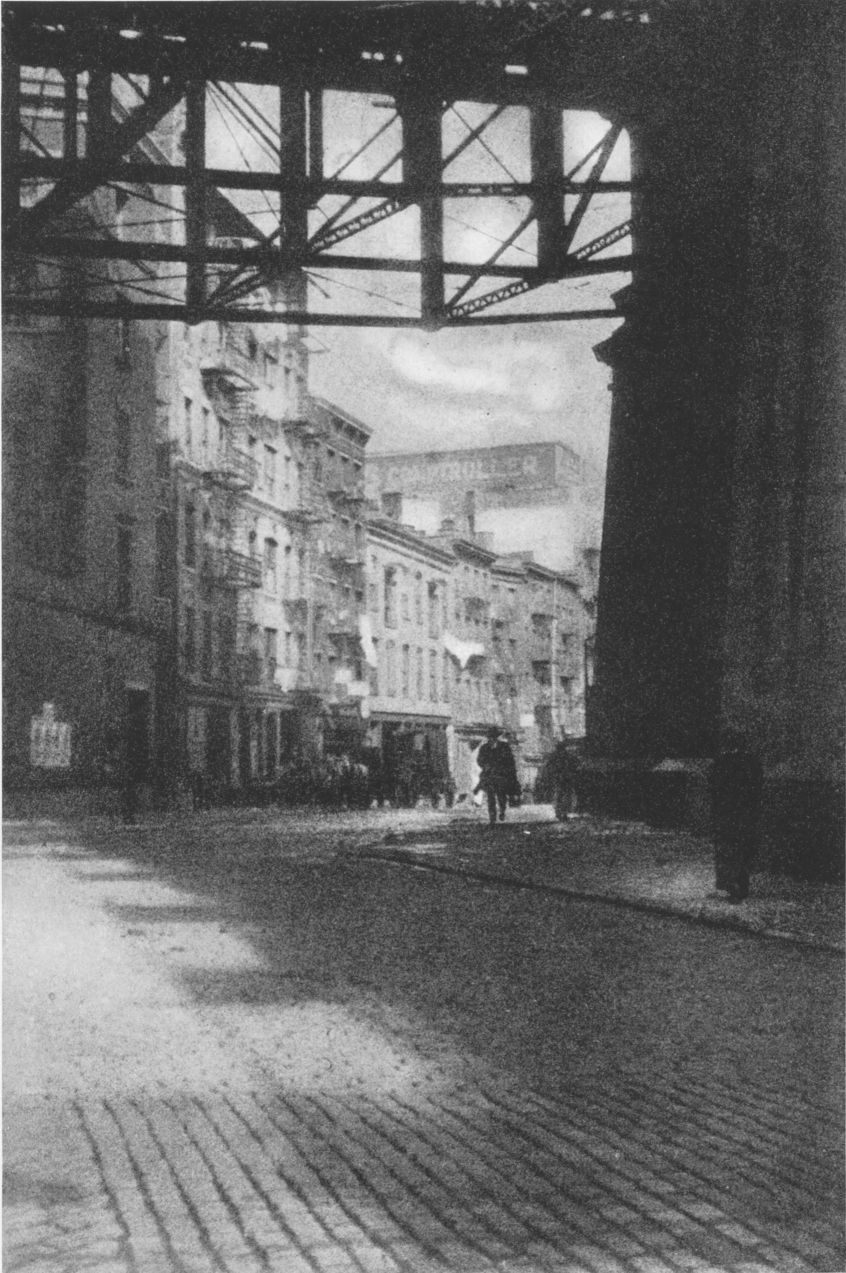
<box><xmin>29</xmin><ymin>702</ymin><xmax>72</xmax><ymax>769</ymax></box>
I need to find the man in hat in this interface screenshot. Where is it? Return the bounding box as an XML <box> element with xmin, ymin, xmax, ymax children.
<box><xmin>476</xmin><ymin>727</ymin><xmax>519</xmax><ymax>826</ymax></box>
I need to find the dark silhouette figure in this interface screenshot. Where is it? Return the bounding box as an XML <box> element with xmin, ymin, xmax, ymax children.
<box><xmin>476</xmin><ymin>728</ymin><xmax>519</xmax><ymax>825</ymax></box>
<box><xmin>709</xmin><ymin>729</ymin><xmax>763</xmax><ymax>902</ymax></box>
<box><xmin>551</xmin><ymin>736</ymin><xmax>582</xmax><ymax>820</ymax></box>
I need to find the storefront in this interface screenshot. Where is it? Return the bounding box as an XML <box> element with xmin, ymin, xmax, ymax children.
<box><xmin>366</xmin><ymin>714</ymin><xmax>453</xmax><ymax>806</ymax></box>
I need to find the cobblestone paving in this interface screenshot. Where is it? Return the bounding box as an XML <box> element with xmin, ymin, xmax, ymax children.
<box><xmin>4</xmin><ymin>812</ymin><xmax>844</xmax><ymax>1273</ymax></box>
<box><xmin>7</xmin><ymin>1065</ymin><xmax>843</xmax><ymax>1273</ymax></box>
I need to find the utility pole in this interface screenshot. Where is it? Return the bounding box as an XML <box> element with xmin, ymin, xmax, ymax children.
<box><xmin>550</xmin><ymin>575</ymin><xmax>558</xmax><ymax>740</ymax></box>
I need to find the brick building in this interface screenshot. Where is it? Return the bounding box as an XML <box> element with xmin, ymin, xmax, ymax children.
<box><xmin>3</xmin><ymin>70</ymin><xmax>169</xmax><ymax>806</ymax></box>
<box><xmin>3</xmin><ymin>273</ymin><xmax>164</xmax><ymax>803</ymax></box>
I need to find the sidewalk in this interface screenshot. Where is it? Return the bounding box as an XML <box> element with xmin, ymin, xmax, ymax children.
<box><xmin>349</xmin><ymin>810</ymin><xmax>845</xmax><ymax>954</ymax></box>
<box><xmin>6</xmin><ymin>800</ymin><xmax>843</xmax><ymax>952</ymax></box>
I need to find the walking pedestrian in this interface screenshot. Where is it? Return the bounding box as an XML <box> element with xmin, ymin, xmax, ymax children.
<box><xmin>709</xmin><ymin>728</ymin><xmax>763</xmax><ymax>903</ymax></box>
<box><xmin>476</xmin><ymin>727</ymin><xmax>519</xmax><ymax>826</ymax></box>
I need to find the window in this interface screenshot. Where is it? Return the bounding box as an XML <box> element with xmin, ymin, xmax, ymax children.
<box><xmin>284</xmin><ymin>454</ymin><xmax>291</xmax><ymax>490</ymax></box>
<box><xmin>401</xmin><ymin>584</ymin><xmax>410</xmax><ymax>622</ymax></box>
<box><xmin>429</xmin><ymin>649</ymin><xmax>437</xmax><ymax>701</ymax></box>
<box><xmin>116</xmin><ymin>520</ymin><xmax>132</xmax><ymax>611</ymax></box>
<box><xmin>415</xmin><ymin>573</ymin><xmax>423</xmax><ymax>624</ymax></box>
<box><xmin>183</xmin><ymin>396</ymin><xmax>192</xmax><ymax>450</ymax></box>
<box><xmin>184</xmin><ymin>502</ymin><xmax>196</xmax><ymax>568</ymax></box>
<box><xmin>370</xmin><ymin>639</ymin><xmax>380</xmax><ymax>695</ymax></box>
<box><xmin>219</xmin><ymin>614</ymin><xmax>235</xmax><ymax>665</ymax></box>
<box><xmin>384</xmin><ymin>566</ymin><xmax>397</xmax><ymax>628</ymax></box>
<box><xmin>264</xmin><ymin>628</ymin><xmax>278</xmax><ymax>678</ymax></box>
<box><xmin>155</xmin><ymin>513</ymin><xmax>170</xmax><ymax>597</ymax></box>
<box><xmin>415</xmin><ymin>647</ymin><xmax>423</xmax><ymax>698</ymax></box>
<box><xmin>428</xmin><ymin>581</ymin><xmax>440</xmax><ymax>638</ymax></box>
<box><xmin>201</xmin><ymin>610</ymin><xmax>213</xmax><ymax>679</ymax></box>
<box><xmin>264</xmin><ymin>538</ymin><xmax>278</xmax><ymax>592</ymax></box>
<box><xmin>264</xmin><ymin>445</ymin><xmax>276</xmax><ymax>495</ymax></box>
<box><xmin>201</xmin><ymin>407</ymin><xmax>210</xmax><ymax>463</ymax></box>
<box><xmin>401</xmin><ymin>644</ymin><xmax>410</xmax><ymax>696</ymax></box>
<box><xmin>184</xmin><ymin>605</ymin><xmax>196</xmax><ymax>671</ymax></box>
<box><xmin>283</xmin><ymin>543</ymin><xmax>292</xmax><ymax>590</ymax></box>
<box><xmin>386</xmin><ymin>640</ymin><xmax>397</xmax><ymax>697</ymax></box>
<box><xmin>284</xmin><ymin>630</ymin><xmax>293</xmax><ymax>666</ymax></box>
<box><xmin>115</xmin><ymin>406</ymin><xmax>131</xmax><ymax>485</ymax></box>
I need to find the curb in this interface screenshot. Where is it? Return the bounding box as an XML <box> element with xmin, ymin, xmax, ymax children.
<box><xmin>355</xmin><ymin>847</ymin><xmax>845</xmax><ymax>956</ymax></box>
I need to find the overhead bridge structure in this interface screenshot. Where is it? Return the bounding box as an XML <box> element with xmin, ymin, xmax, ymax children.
<box><xmin>3</xmin><ymin>0</ymin><xmax>844</xmax><ymax>875</ymax></box>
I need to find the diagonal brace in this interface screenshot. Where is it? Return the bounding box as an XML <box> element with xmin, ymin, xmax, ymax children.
<box><xmin>9</xmin><ymin>73</ymin><xmax>187</xmax><ymax>242</ymax></box>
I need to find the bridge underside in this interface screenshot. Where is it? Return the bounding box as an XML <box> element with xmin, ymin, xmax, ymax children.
<box><xmin>3</xmin><ymin>0</ymin><xmax>844</xmax><ymax>876</ymax></box>
<box><xmin>3</xmin><ymin>0</ymin><xmax>641</xmax><ymax>328</ymax></box>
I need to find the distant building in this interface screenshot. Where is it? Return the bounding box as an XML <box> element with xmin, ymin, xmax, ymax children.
<box><xmin>367</xmin><ymin>442</ymin><xmax>603</xmax><ymax>576</ymax></box>
<box><xmin>421</xmin><ymin>521</ymin><xmax>592</xmax><ymax>799</ymax></box>
<box><xmin>363</xmin><ymin>516</ymin><xmax>454</xmax><ymax>805</ymax></box>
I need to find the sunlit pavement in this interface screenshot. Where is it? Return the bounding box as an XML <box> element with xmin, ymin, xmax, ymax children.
<box><xmin>4</xmin><ymin>809</ymin><xmax>844</xmax><ymax>1273</ymax></box>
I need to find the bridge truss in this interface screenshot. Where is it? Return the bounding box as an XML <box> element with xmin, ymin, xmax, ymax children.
<box><xmin>2</xmin><ymin>1</ymin><xmax>650</xmax><ymax>328</ymax></box>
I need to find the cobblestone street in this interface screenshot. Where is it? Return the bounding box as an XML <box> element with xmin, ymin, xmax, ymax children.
<box><xmin>4</xmin><ymin>808</ymin><xmax>844</xmax><ymax>1273</ymax></box>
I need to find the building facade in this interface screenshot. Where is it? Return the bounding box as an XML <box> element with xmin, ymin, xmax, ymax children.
<box><xmin>363</xmin><ymin>516</ymin><xmax>454</xmax><ymax>804</ymax></box>
<box><xmin>3</xmin><ymin>69</ymin><xmax>169</xmax><ymax>807</ymax></box>
<box><xmin>158</xmin><ymin>322</ymin><xmax>373</xmax><ymax>799</ymax></box>
<box><xmin>3</xmin><ymin>281</ymin><xmax>164</xmax><ymax>804</ymax></box>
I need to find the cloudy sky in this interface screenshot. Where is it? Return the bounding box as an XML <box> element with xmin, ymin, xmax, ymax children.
<box><xmin>306</xmin><ymin>95</ymin><xmax>628</xmax><ymax>466</ymax></box>
<box><xmin>308</xmin><ymin>306</ymin><xmax>622</xmax><ymax>465</ymax></box>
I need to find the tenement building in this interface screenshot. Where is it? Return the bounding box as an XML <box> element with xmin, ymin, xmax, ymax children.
<box><xmin>3</xmin><ymin>69</ymin><xmax>170</xmax><ymax>805</ymax></box>
<box><xmin>159</xmin><ymin>323</ymin><xmax>372</xmax><ymax>800</ymax></box>
<box><xmin>3</xmin><ymin>277</ymin><xmax>163</xmax><ymax>803</ymax></box>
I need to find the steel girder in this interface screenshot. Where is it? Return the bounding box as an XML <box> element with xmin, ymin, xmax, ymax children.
<box><xmin>2</xmin><ymin>1</ymin><xmax>645</xmax><ymax>327</ymax></box>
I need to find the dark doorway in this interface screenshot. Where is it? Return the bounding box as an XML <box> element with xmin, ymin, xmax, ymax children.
<box><xmin>208</xmin><ymin>706</ymin><xmax>231</xmax><ymax>793</ymax></box>
<box><xmin>238</xmin><ymin>708</ymin><xmax>252</xmax><ymax>787</ymax></box>
<box><xmin>124</xmin><ymin>689</ymin><xmax>150</xmax><ymax>782</ymax></box>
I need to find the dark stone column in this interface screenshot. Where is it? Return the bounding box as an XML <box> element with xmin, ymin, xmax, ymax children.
<box><xmin>718</xmin><ymin>0</ymin><xmax>846</xmax><ymax>879</ymax></box>
<box><xmin>590</xmin><ymin>9</ymin><xmax>750</xmax><ymax>761</ymax></box>
<box><xmin>587</xmin><ymin>2</ymin><xmax>845</xmax><ymax>876</ymax></box>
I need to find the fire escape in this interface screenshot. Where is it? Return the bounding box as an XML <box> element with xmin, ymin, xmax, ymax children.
<box><xmin>199</xmin><ymin>326</ymin><xmax>263</xmax><ymax>694</ymax></box>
